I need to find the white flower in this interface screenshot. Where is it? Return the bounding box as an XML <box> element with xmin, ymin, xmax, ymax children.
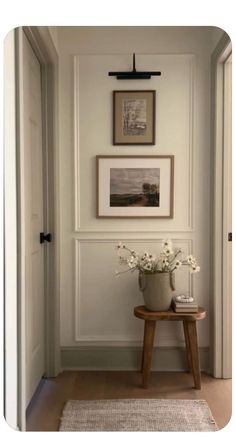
<box><xmin>162</xmin><ymin>259</ymin><xmax>169</xmax><ymax>266</ymax></box>
<box><xmin>162</xmin><ymin>239</ymin><xmax>174</xmax><ymax>256</ymax></box>
<box><xmin>191</xmin><ymin>265</ymin><xmax>200</xmax><ymax>273</ymax></box>
<box><xmin>163</xmin><ymin>247</ymin><xmax>174</xmax><ymax>256</ymax></box>
<box><xmin>162</xmin><ymin>238</ymin><xmax>172</xmax><ymax>248</ymax></box>
<box><xmin>174</xmin><ymin>260</ymin><xmax>182</xmax><ymax>269</ymax></box>
<box><xmin>186</xmin><ymin>255</ymin><xmax>196</xmax><ymax>264</ymax></box>
<box><xmin>115</xmin><ymin>240</ymin><xmax>200</xmax><ymax>276</ymax></box>
<box><xmin>127</xmin><ymin>256</ymin><xmax>138</xmax><ymax>269</ymax></box>
<box><xmin>144</xmin><ymin>263</ymin><xmax>152</xmax><ymax>271</ymax></box>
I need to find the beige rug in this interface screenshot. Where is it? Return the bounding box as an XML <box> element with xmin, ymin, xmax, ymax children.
<box><xmin>59</xmin><ymin>399</ymin><xmax>218</xmax><ymax>432</ymax></box>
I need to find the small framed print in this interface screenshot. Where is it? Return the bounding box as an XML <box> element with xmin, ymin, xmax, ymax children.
<box><xmin>96</xmin><ymin>155</ymin><xmax>174</xmax><ymax>218</ymax></box>
<box><xmin>113</xmin><ymin>90</ymin><xmax>156</xmax><ymax>145</ymax></box>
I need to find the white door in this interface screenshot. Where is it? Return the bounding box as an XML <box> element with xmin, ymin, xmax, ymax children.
<box><xmin>21</xmin><ymin>31</ymin><xmax>46</xmax><ymax>406</ymax></box>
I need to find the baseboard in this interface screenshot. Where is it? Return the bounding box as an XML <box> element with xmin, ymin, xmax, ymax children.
<box><xmin>61</xmin><ymin>346</ymin><xmax>210</xmax><ymax>372</ymax></box>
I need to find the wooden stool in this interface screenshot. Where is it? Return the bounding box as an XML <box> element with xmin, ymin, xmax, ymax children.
<box><xmin>134</xmin><ymin>305</ymin><xmax>206</xmax><ymax>389</ymax></box>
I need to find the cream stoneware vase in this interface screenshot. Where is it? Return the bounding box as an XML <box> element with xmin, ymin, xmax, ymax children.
<box><xmin>139</xmin><ymin>272</ymin><xmax>175</xmax><ymax>311</ymax></box>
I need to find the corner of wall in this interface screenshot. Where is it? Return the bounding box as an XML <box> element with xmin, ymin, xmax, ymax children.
<box><xmin>48</xmin><ymin>26</ymin><xmax>59</xmax><ymax>55</ymax></box>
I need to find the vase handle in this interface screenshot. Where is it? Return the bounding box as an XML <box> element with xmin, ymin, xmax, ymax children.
<box><xmin>139</xmin><ymin>272</ymin><xmax>146</xmax><ymax>292</ymax></box>
<box><xmin>170</xmin><ymin>272</ymin><xmax>175</xmax><ymax>291</ymax></box>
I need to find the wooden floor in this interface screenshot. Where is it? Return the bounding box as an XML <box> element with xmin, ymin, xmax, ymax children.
<box><xmin>26</xmin><ymin>371</ymin><xmax>232</xmax><ymax>431</ymax></box>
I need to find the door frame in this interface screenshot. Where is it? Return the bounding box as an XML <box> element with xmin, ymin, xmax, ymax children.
<box><xmin>15</xmin><ymin>26</ymin><xmax>60</xmax><ymax>430</ymax></box>
<box><xmin>4</xmin><ymin>29</ymin><xmax>19</xmax><ymax>431</ymax></box>
<box><xmin>211</xmin><ymin>34</ymin><xmax>232</xmax><ymax>378</ymax></box>
<box><xmin>222</xmin><ymin>53</ymin><xmax>232</xmax><ymax>378</ymax></box>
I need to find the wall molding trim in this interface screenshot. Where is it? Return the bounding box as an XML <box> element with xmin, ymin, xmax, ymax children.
<box><xmin>70</xmin><ymin>52</ymin><xmax>206</xmax><ymax>355</ymax></box>
<box><xmin>74</xmin><ymin>239</ymin><xmax>193</xmax><ymax>343</ymax></box>
<box><xmin>211</xmin><ymin>34</ymin><xmax>232</xmax><ymax>378</ymax></box>
<box><xmin>188</xmin><ymin>56</ymin><xmax>194</xmax><ymax>229</ymax></box>
<box><xmin>73</xmin><ymin>55</ymin><xmax>81</xmax><ymax>231</ymax></box>
<box><xmin>73</xmin><ymin>53</ymin><xmax>195</xmax><ymax>234</ymax></box>
<box><xmin>72</xmin><ymin>229</ymin><xmax>195</xmax><ymax>237</ymax></box>
<box><xmin>61</xmin><ymin>346</ymin><xmax>210</xmax><ymax>372</ymax></box>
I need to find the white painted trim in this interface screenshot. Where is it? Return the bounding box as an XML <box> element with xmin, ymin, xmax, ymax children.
<box><xmin>16</xmin><ymin>27</ymin><xmax>27</xmax><ymax>431</ymax></box>
<box><xmin>74</xmin><ymin>239</ymin><xmax>193</xmax><ymax>343</ymax></box>
<box><xmin>213</xmin><ymin>62</ymin><xmax>224</xmax><ymax>378</ymax></box>
<box><xmin>73</xmin><ymin>237</ymin><xmax>194</xmax><ymax>244</ymax></box>
<box><xmin>3</xmin><ymin>29</ymin><xmax>18</xmax><ymax>431</ymax></box>
<box><xmin>73</xmin><ymin>229</ymin><xmax>196</xmax><ymax>235</ymax></box>
<box><xmin>211</xmin><ymin>35</ymin><xmax>232</xmax><ymax>378</ymax></box>
<box><xmin>222</xmin><ymin>54</ymin><xmax>232</xmax><ymax>378</ymax></box>
<box><xmin>73</xmin><ymin>54</ymin><xmax>195</xmax><ymax>233</ymax></box>
<box><xmin>73</xmin><ymin>56</ymin><xmax>81</xmax><ymax>231</ymax></box>
<box><xmin>61</xmin><ymin>346</ymin><xmax>210</xmax><ymax>372</ymax></box>
<box><xmin>23</xmin><ymin>26</ymin><xmax>61</xmax><ymax>378</ymax></box>
<box><xmin>63</xmin><ymin>339</ymin><xmax>186</xmax><ymax>347</ymax></box>
<box><xmin>188</xmin><ymin>56</ymin><xmax>195</xmax><ymax>230</ymax></box>
<box><xmin>15</xmin><ymin>26</ymin><xmax>61</xmax><ymax>430</ymax></box>
<box><xmin>74</xmin><ymin>237</ymin><xmax>81</xmax><ymax>344</ymax></box>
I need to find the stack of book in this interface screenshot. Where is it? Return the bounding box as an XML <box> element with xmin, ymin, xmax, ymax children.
<box><xmin>172</xmin><ymin>296</ymin><xmax>198</xmax><ymax>313</ymax></box>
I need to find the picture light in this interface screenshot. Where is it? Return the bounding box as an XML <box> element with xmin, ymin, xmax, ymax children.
<box><xmin>108</xmin><ymin>53</ymin><xmax>161</xmax><ymax>80</ymax></box>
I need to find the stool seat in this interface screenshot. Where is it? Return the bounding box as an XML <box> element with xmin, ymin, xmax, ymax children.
<box><xmin>134</xmin><ymin>305</ymin><xmax>206</xmax><ymax>321</ymax></box>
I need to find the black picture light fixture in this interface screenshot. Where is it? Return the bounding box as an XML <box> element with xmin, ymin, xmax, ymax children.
<box><xmin>108</xmin><ymin>53</ymin><xmax>161</xmax><ymax>80</ymax></box>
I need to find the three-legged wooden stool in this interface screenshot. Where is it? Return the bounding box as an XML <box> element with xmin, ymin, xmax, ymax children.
<box><xmin>134</xmin><ymin>305</ymin><xmax>206</xmax><ymax>389</ymax></box>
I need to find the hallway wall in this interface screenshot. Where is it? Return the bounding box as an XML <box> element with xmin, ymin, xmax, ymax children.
<box><xmin>57</xmin><ymin>27</ymin><xmax>222</xmax><ymax>370</ymax></box>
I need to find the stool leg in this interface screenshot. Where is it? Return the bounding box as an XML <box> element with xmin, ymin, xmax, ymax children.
<box><xmin>186</xmin><ymin>321</ymin><xmax>201</xmax><ymax>389</ymax></box>
<box><xmin>141</xmin><ymin>327</ymin><xmax>145</xmax><ymax>373</ymax></box>
<box><xmin>183</xmin><ymin>321</ymin><xmax>193</xmax><ymax>374</ymax></box>
<box><xmin>142</xmin><ymin>320</ymin><xmax>156</xmax><ymax>388</ymax></box>
<box><xmin>141</xmin><ymin>320</ymin><xmax>150</xmax><ymax>373</ymax></box>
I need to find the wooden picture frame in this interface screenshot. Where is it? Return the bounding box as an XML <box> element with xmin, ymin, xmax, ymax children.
<box><xmin>113</xmin><ymin>90</ymin><xmax>156</xmax><ymax>145</ymax></box>
<box><xmin>96</xmin><ymin>155</ymin><xmax>174</xmax><ymax>218</ymax></box>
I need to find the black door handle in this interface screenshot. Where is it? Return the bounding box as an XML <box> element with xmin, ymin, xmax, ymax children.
<box><xmin>40</xmin><ymin>232</ymin><xmax>52</xmax><ymax>244</ymax></box>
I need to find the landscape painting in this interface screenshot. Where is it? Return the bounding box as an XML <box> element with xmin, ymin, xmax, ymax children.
<box><xmin>113</xmin><ymin>91</ymin><xmax>156</xmax><ymax>145</ymax></box>
<box><xmin>96</xmin><ymin>155</ymin><xmax>174</xmax><ymax>218</ymax></box>
<box><xmin>110</xmin><ymin>168</ymin><xmax>160</xmax><ymax>207</ymax></box>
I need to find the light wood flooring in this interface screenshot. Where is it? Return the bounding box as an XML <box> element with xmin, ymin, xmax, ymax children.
<box><xmin>26</xmin><ymin>371</ymin><xmax>232</xmax><ymax>431</ymax></box>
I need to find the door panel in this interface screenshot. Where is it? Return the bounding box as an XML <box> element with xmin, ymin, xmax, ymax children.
<box><xmin>22</xmin><ymin>32</ymin><xmax>45</xmax><ymax>405</ymax></box>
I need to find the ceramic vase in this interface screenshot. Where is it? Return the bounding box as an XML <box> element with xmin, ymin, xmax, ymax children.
<box><xmin>139</xmin><ymin>271</ymin><xmax>175</xmax><ymax>311</ymax></box>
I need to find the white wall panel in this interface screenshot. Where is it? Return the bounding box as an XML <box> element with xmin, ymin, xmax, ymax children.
<box><xmin>59</xmin><ymin>29</ymin><xmax>212</xmax><ymax>355</ymax></box>
<box><xmin>74</xmin><ymin>239</ymin><xmax>198</xmax><ymax>347</ymax></box>
<box><xmin>74</xmin><ymin>54</ymin><xmax>194</xmax><ymax>233</ymax></box>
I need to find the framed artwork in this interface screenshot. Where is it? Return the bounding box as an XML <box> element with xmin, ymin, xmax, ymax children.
<box><xmin>113</xmin><ymin>90</ymin><xmax>156</xmax><ymax>145</ymax></box>
<box><xmin>96</xmin><ymin>155</ymin><xmax>174</xmax><ymax>218</ymax></box>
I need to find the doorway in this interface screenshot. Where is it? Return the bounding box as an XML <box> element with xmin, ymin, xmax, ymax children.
<box><xmin>19</xmin><ymin>29</ymin><xmax>46</xmax><ymax>408</ymax></box>
<box><xmin>212</xmin><ymin>39</ymin><xmax>232</xmax><ymax>379</ymax></box>
<box><xmin>222</xmin><ymin>53</ymin><xmax>232</xmax><ymax>378</ymax></box>
<box><xmin>4</xmin><ymin>27</ymin><xmax>60</xmax><ymax>431</ymax></box>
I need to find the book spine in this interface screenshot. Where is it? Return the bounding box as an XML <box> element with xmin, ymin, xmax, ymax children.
<box><xmin>173</xmin><ymin>303</ymin><xmax>198</xmax><ymax>307</ymax></box>
<box><xmin>173</xmin><ymin>308</ymin><xmax>198</xmax><ymax>312</ymax></box>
